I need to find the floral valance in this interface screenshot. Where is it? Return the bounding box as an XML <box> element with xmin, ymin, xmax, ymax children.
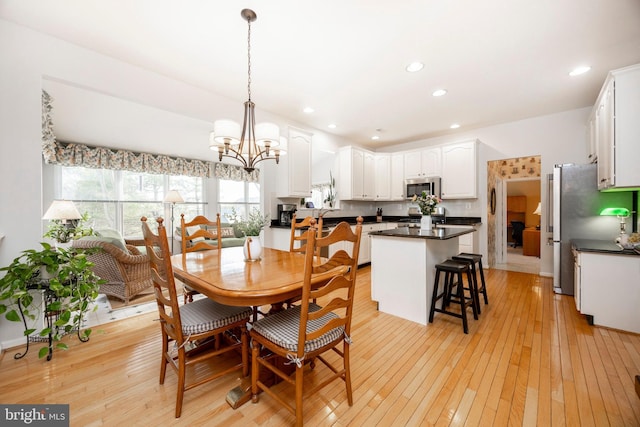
<box><xmin>41</xmin><ymin>90</ymin><xmax>258</xmax><ymax>181</ymax></box>
<box><xmin>213</xmin><ymin>162</ymin><xmax>259</xmax><ymax>183</ymax></box>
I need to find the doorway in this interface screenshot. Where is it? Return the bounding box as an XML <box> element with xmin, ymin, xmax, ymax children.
<box><xmin>487</xmin><ymin>156</ymin><xmax>542</xmax><ymax>274</ymax></box>
<box><xmin>494</xmin><ymin>179</ymin><xmax>541</xmax><ymax>274</ymax></box>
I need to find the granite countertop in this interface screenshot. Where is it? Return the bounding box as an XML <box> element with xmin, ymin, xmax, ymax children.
<box><xmin>571</xmin><ymin>239</ymin><xmax>640</xmax><ymax>256</ymax></box>
<box><xmin>270</xmin><ymin>215</ymin><xmax>482</xmax><ymax>229</ymax></box>
<box><xmin>369</xmin><ymin>227</ymin><xmax>475</xmax><ymax>240</ymax></box>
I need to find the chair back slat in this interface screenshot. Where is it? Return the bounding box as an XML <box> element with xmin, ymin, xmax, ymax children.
<box><xmin>296</xmin><ymin>217</ymin><xmax>363</xmax><ymax>357</ymax></box>
<box><xmin>141</xmin><ymin>216</ymin><xmax>184</xmax><ymax>344</ymax></box>
<box><xmin>289</xmin><ymin>213</ymin><xmax>323</xmax><ymax>262</ymax></box>
<box><xmin>180</xmin><ymin>213</ymin><xmax>222</xmax><ymax>254</ymax></box>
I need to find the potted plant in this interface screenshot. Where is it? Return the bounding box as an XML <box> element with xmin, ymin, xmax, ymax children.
<box><xmin>323</xmin><ymin>171</ymin><xmax>337</xmax><ymax>208</ymax></box>
<box><xmin>411</xmin><ymin>191</ymin><xmax>442</xmax><ymax>231</ymax></box>
<box><xmin>229</xmin><ymin>207</ymin><xmax>269</xmax><ymax>261</ymax></box>
<box><xmin>44</xmin><ymin>212</ymin><xmax>95</xmax><ymax>245</ymax></box>
<box><xmin>0</xmin><ymin>242</ymin><xmax>104</xmax><ymax>359</ymax></box>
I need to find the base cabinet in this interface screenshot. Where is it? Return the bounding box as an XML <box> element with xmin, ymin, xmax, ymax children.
<box><xmin>575</xmin><ymin>251</ymin><xmax>640</xmax><ymax>333</ymax></box>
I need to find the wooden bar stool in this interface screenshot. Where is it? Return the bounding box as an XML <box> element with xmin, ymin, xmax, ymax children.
<box><xmin>452</xmin><ymin>253</ymin><xmax>488</xmax><ymax>312</ymax></box>
<box><xmin>429</xmin><ymin>259</ymin><xmax>478</xmax><ymax>334</ymax></box>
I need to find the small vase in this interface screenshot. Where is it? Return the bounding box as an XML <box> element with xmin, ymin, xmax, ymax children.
<box><xmin>420</xmin><ymin>214</ymin><xmax>432</xmax><ymax>231</ymax></box>
<box><xmin>243</xmin><ymin>236</ymin><xmax>262</xmax><ymax>262</ymax></box>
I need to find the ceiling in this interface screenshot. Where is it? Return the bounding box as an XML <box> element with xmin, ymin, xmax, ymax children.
<box><xmin>3</xmin><ymin>0</ymin><xmax>640</xmax><ymax>150</ymax></box>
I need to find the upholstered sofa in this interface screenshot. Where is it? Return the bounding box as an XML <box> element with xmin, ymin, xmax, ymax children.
<box><xmin>175</xmin><ymin>223</ymin><xmax>245</xmax><ymax>250</ymax></box>
<box><xmin>72</xmin><ymin>229</ymin><xmax>154</xmax><ymax>304</ymax></box>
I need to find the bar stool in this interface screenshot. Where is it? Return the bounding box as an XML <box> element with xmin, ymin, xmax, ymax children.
<box><xmin>452</xmin><ymin>253</ymin><xmax>488</xmax><ymax>312</ymax></box>
<box><xmin>429</xmin><ymin>259</ymin><xmax>478</xmax><ymax>334</ymax></box>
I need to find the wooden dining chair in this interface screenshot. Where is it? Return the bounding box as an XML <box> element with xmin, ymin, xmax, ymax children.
<box><xmin>250</xmin><ymin>217</ymin><xmax>363</xmax><ymax>426</ymax></box>
<box><xmin>141</xmin><ymin>216</ymin><xmax>252</xmax><ymax>418</ymax></box>
<box><xmin>180</xmin><ymin>213</ymin><xmax>222</xmax><ymax>303</ymax></box>
<box><xmin>289</xmin><ymin>213</ymin><xmax>323</xmax><ymax>262</ymax></box>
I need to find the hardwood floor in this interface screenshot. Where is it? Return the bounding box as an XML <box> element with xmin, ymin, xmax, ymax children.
<box><xmin>1</xmin><ymin>267</ymin><xmax>639</xmax><ymax>426</ymax></box>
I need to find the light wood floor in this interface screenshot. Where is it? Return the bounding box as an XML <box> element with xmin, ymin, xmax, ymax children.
<box><xmin>1</xmin><ymin>267</ymin><xmax>639</xmax><ymax>426</ymax></box>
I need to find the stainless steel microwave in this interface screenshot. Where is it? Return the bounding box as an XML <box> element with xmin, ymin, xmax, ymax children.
<box><xmin>405</xmin><ymin>177</ymin><xmax>441</xmax><ymax>200</ymax></box>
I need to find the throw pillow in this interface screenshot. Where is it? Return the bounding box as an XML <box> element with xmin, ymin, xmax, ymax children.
<box><xmin>220</xmin><ymin>227</ymin><xmax>235</xmax><ymax>238</ymax></box>
<box><xmin>92</xmin><ymin>229</ymin><xmax>127</xmax><ymax>251</ymax></box>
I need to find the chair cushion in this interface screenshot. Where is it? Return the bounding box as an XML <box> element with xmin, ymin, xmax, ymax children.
<box><xmin>251</xmin><ymin>303</ymin><xmax>344</xmax><ymax>353</ymax></box>
<box><xmin>180</xmin><ymin>298</ymin><xmax>252</xmax><ymax>335</ymax></box>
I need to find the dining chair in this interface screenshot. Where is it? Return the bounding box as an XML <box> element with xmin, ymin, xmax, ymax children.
<box><xmin>289</xmin><ymin>213</ymin><xmax>324</xmax><ymax>262</ymax></box>
<box><xmin>250</xmin><ymin>216</ymin><xmax>363</xmax><ymax>426</ymax></box>
<box><xmin>180</xmin><ymin>213</ymin><xmax>222</xmax><ymax>303</ymax></box>
<box><xmin>141</xmin><ymin>216</ymin><xmax>252</xmax><ymax>418</ymax></box>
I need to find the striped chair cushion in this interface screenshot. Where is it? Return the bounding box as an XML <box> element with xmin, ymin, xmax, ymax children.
<box><xmin>179</xmin><ymin>298</ymin><xmax>252</xmax><ymax>335</ymax></box>
<box><xmin>251</xmin><ymin>303</ymin><xmax>344</xmax><ymax>353</ymax></box>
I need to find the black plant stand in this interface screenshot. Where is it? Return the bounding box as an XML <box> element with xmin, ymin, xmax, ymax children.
<box><xmin>14</xmin><ymin>281</ymin><xmax>89</xmax><ymax>361</ymax></box>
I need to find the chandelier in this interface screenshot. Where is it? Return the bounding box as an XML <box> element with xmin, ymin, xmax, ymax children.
<box><xmin>209</xmin><ymin>9</ymin><xmax>284</xmax><ymax>173</ymax></box>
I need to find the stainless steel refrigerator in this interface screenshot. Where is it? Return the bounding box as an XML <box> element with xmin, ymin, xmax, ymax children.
<box><xmin>551</xmin><ymin>163</ymin><xmax>633</xmax><ymax>294</ymax></box>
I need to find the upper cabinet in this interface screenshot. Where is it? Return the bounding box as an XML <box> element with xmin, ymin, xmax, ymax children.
<box><xmin>276</xmin><ymin>127</ymin><xmax>312</xmax><ymax>198</ymax></box>
<box><xmin>336</xmin><ymin>146</ymin><xmax>375</xmax><ymax>200</ymax></box>
<box><xmin>441</xmin><ymin>140</ymin><xmax>477</xmax><ymax>199</ymax></box>
<box><xmin>590</xmin><ymin>63</ymin><xmax>640</xmax><ymax>190</ymax></box>
<box><xmin>330</xmin><ymin>140</ymin><xmax>479</xmax><ymax>202</ymax></box>
<box><xmin>390</xmin><ymin>153</ymin><xmax>405</xmax><ymax>200</ymax></box>
<box><xmin>404</xmin><ymin>147</ymin><xmax>441</xmax><ymax>179</ymax></box>
<box><xmin>374</xmin><ymin>153</ymin><xmax>391</xmax><ymax>200</ymax></box>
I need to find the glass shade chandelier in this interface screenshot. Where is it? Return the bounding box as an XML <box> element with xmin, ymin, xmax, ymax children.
<box><xmin>209</xmin><ymin>9</ymin><xmax>283</xmax><ymax>173</ymax></box>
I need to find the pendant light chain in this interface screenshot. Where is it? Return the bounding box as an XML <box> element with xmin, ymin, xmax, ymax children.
<box><xmin>247</xmin><ymin>17</ymin><xmax>252</xmax><ymax>102</ymax></box>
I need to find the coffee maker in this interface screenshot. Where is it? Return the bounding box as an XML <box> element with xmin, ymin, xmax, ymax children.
<box><xmin>277</xmin><ymin>204</ymin><xmax>297</xmax><ymax>226</ymax></box>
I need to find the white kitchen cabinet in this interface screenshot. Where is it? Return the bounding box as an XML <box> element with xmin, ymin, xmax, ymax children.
<box><xmin>595</xmin><ymin>79</ymin><xmax>614</xmax><ymax>189</ymax></box>
<box><xmin>327</xmin><ymin>222</ymin><xmax>386</xmax><ymax>265</ymax></box>
<box><xmin>390</xmin><ymin>153</ymin><xmax>405</xmax><ymax>200</ymax></box>
<box><xmin>441</xmin><ymin>140</ymin><xmax>477</xmax><ymax>199</ymax></box>
<box><xmin>574</xmin><ymin>250</ymin><xmax>640</xmax><ymax>333</ymax></box>
<box><xmin>374</xmin><ymin>153</ymin><xmax>391</xmax><ymax>200</ymax></box>
<box><xmin>336</xmin><ymin>146</ymin><xmax>375</xmax><ymax>200</ymax></box>
<box><xmin>276</xmin><ymin>127</ymin><xmax>312</xmax><ymax>198</ymax></box>
<box><xmin>591</xmin><ymin>64</ymin><xmax>640</xmax><ymax>190</ymax></box>
<box><xmin>437</xmin><ymin>224</ymin><xmax>478</xmax><ymax>253</ymax></box>
<box><xmin>586</xmin><ymin>115</ymin><xmax>597</xmax><ymax>164</ymax></box>
<box><xmin>266</xmin><ymin>227</ymin><xmax>291</xmax><ymax>252</ymax></box>
<box><xmin>404</xmin><ymin>147</ymin><xmax>441</xmax><ymax>179</ymax></box>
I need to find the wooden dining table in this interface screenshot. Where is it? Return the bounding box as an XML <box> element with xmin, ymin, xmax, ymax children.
<box><xmin>170</xmin><ymin>245</ymin><xmax>343</xmax><ymax>408</ymax></box>
<box><xmin>170</xmin><ymin>246</ymin><xmax>340</xmax><ymax>309</ymax></box>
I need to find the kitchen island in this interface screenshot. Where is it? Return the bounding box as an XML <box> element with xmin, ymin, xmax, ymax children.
<box><xmin>369</xmin><ymin>227</ymin><xmax>476</xmax><ymax>325</ymax></box>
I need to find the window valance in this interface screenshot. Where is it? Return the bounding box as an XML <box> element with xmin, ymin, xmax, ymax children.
<box><xmin>41</xmin><ymin>90</ymin><xmax>259</xmax><ymax>182</ymax></box>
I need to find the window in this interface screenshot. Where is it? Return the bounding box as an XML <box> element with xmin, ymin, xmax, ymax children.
<box><xmin>218</xmin><ymin>179</ymin><xmax>260</xmax><ymax>221</ymax></box>
<box><xmin>56</xmin><ymin>166</ymin><xmax>206</xmax><ymax>236</ymax></box>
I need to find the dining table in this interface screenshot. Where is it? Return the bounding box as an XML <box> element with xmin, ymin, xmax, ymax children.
<box><xmin>170</xmin><ymin>245</ymin><xmax>344</xmax><ymax>408</ymax></box>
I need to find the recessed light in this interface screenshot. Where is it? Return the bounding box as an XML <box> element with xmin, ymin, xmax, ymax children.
<box><xmin>371</xmin><ymin>135</ymin><xmax>380</xmax><ymax>140</ymax></box>
<box><xmin>303</xmin><ymin>107</ymin><xmax>315</xmax><ymax>113</ymax></box>
<box><xmin>569</xmin><ymin>66</ymin><xmax>591</xmax><ymax>77</ymax></box>
<box><xmin>406</xmin><ymin>62</ymin><xmax>424</xmax><ymax>73</ymax></box>
<box><xmin>432</xmin><ymin>89</ymin><xmax>447</xmax><ymax>97</ymax></box>
<box><xmin>328</xmin><ymin>124</ymin><xmax>337</xmax><ymax>129</ymax></box>
<box><xmin>450</xmin><ymin>123</ymin><xmax>460</xmax><ymax>129</ymax></box>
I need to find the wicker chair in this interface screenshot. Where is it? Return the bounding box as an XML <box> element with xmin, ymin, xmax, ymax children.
<box><xmin>72</xmin><ymin>237</ymin><xmax>153</xmax><ymax>305</ymax></box>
